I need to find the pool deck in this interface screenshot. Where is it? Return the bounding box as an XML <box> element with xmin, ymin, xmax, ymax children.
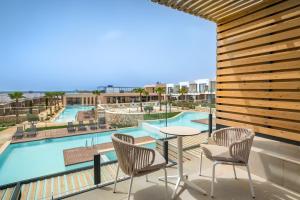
<box><xmin>68</xmin><ymin>158</ymin><xmax>299</xmax><ymax>200</ymax></box>
<box><xmin>63</xmin><ymin>136</ymin><xmax>155</xmax><ymax>166</ymax></box>
<box><xmin>76</xmin><ymin>111</ymin><xmax>95</xmax><ymax>122</ymax></box>
<box><xmin>10</xmin><ymin>126</ymin><xmax>111</xmax><ymax>144</ymax></box>
<box><xmin>191</xmin><ymin>118</ymin><xmax>216</xmax><ymax>126</ymax></box>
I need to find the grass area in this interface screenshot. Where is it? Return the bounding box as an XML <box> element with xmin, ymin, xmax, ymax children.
<box><xmin>110</xmin><ymin>123</ymin><xmax>133</xmax><ymax>129</ymax></box>
<box><xmin>143</xmin><ymin>112</ymin><xmax>181</xmax><ymax>120</ymax></box>
<box><xmin>25</xmin><ymin>125</ymin><xmax>68</xmax><ymax>132</ymax></box>
<box><xmin>0</xmin><ymin>122</ymin><xmax>16</xmax><ymax>127</ymax></box>
<box><xmin>0</xmin><ymin>127</ymin><xmax>7</xmax><ymax>132</ymax></box>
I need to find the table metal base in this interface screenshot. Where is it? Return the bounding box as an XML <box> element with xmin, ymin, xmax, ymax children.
<box><xmin>159</xmin><ymin>175</ymin><xmax>207</xmax><ymax>199</ymax></box>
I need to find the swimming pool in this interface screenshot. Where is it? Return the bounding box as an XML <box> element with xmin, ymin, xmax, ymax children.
<box><xmin>0</xmin><ymin>128</ymin><xmax>164</xmax><ymax>185</ymax></box>
<box><xmin>52</xmin><ymin>105</ymin><xmax>95</xmax><ymax>122</ymax></box>
<box><xmin>0</xmin><ymin>111</ymin><xmax>208</xmax><ymax>186</ymax></box>
<box><xmin>146</xmin><ymin>112</ymin><xmax>209</xmax><ymax>130</ymax></box>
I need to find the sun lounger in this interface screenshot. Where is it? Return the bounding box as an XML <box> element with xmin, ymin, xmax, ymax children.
<box><xmin>98</xmin><ymin>117</ymin><xmax>106</xmax><ymax>129</ymax></box>
<box><xmin>78</xmin><ymin>121</ymin><xmax>87</xmax><ymax>131</ymax></box>
<box><xmin>13</xmin><ymin>126</ymin><xmax>24</xmax><ymax>139</ymax></box>
<box><xmin>67</xmin><ymin>122</ymin><xmax>76</xmax><ymax>133</ymax></box>
<box><xmin>89</xmin><ymin>120</ymin><xmax>97</xmax><ymax>130</ymax></box>
<box><xmin>27</xmin><ymin>124</ymin><xmax>37</xmax><ymax>137</ymax></box>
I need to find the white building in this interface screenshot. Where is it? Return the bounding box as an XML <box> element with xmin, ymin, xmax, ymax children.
<box><xmin>166</xmin><ymin>79</ymin><xmax>215</xmax><ymax>102</ymax></box>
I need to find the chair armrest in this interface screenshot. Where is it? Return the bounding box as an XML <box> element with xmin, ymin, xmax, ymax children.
<box><xmin>201</xmin><ymin>146</ymin><xmax>213</xmax><ymax>160</ymax></box>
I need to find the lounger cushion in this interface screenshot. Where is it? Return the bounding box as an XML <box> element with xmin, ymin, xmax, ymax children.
<box><xmin>201</xmin><ymin>144</ymin><xmax>234</xmax><ymax>162</ymax></box>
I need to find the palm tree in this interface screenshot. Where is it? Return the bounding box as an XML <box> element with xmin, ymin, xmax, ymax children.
<box><xmin>155</xmin><ymin>87</ymin><xmax>165</xmax><ymax>111</ymax></box>
<box><xmin>179</xmin><ymin>87</ymin><xmax>188</xmax><ymax>101</ymax></box>
<box><xmin>133</xmin><ymin>88</ymin><xmax>145</xmax><ymax>112</ymax></box>
<box><xmin>45</xmin><ymin>92</ymin><xmax>55</xmax><ymax>116</ymax></box>
<box><xmin>144</xmin><ymin>90</ymin><xmax>149</xmax><ymax>102</ymax></box>
<box><xmin>58</xmin><ymin>92</ymin><xmax>65</xmax><ymax>107</ymax></box>
<box><xmin>8</xmin><ymin>92</ymin><xmax>24</xmax><ymax>124</ymax></box>
<box><xmin>53</xmin><ymin>92</ymin><xmax>60</xmax><ymax>111</ymax></box>
<box><xmin>92</xmin><ymin>90</ymin><xmax>101</xmax><ymax>107</ymax></box>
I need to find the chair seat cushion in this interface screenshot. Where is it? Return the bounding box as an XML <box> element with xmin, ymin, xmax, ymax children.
<box><xmin>201</xmin><ymin>144</ymin><xmax>234</xmax><ymax>162</ymax></box>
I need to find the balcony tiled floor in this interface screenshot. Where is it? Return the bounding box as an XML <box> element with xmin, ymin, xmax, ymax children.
<box><xmin>66</xmin><ymin>158</ymin><xmax>300</xmax><ymax>200</ymax></box>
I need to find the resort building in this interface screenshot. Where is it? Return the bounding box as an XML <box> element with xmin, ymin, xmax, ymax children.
<box><xmin>63</xmin><ymin>93</ymin><xmax>99</xmax><ymax>106</ymax></box>
<box><xmin>63</xmin><ymin>80</ymin><xmax>215</xmax><ymax>106</ymax></box>
<box><xmin>97</xmin><ymin>85</ymin><xmax>137</xmax><ymax>93</ymax></box>
<box><xmin>165</xmin><ymin>79</ymin><xmax>216</xmax><ymax>102</ymax></box>
<box><xmin>144</xmin><ymin>83</ymin><xmax>166</xmax><ymax>93</ymax></box>
<box><xmin>0</xmin><ymin>93</ymin><xmax>45</xmax><ymax>116</ymax></box>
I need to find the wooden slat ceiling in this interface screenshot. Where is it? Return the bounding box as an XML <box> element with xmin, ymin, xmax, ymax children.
<box><xmin>152</xmin><ymin>0</ymin><xmax>268</xmax><ymax>23</ymax></box>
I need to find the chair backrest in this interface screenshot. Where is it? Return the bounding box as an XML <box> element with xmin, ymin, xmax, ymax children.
<box><xmin>222</xmin><ymin>128</ymin><xmax>255</xmax><ymax>164</ymax></box>
<box><xmin>111</xmin><ymin>133</ymin><xmax>154</xmax><ymax>176</ymax></box>
<box><xmin>212</xmin><ymin>127</ymin><xmax>252</xmax><ymax>147</ymax></box>
<box><xmin>16</xmin><ymin>126</ymin><xmax>24</xmax><ymax>133</ymax></box>
<box><xmin>31</xmin><ymin>124</ymin><xmax>37</xmax><ymax>132</ymax></box>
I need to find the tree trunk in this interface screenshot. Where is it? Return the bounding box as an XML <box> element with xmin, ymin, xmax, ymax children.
<box><xmin>61</xmin><ymin>95</ymin><xmax>64</xmax><ymax>106</ymax></box>
<box><xmin>49</xmin><ymin>99</ymin><xmax>53</xmax><ymax>115</ymax></box>
<box><xmin>16</xmin><ymin>99</ymin><xmax>19</xmax><ymax>124</ymax></box>
<box><xmin>159</xmin><ymin>94</ymin><xmax>162</xmax><ymax>111</ymax></box>
<box><xmin>140</xmin><ymin>93</ymin><xmax>143</xmax><ymax>112</ymax></box>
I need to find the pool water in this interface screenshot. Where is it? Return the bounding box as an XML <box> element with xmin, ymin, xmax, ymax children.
<box><xmin>52</xmin><ymin>105</ymin><xmax>95</xmax><ymax>123</ymax></box>
<box><xmin>0</xmin><ymin>111</ymin><xmax>208</xmax><ymax>186</ymax></box>
<box><xmin>0</xmin><ymin>128</ymin><xmax>164</xmax><ymax>185</ymax></box>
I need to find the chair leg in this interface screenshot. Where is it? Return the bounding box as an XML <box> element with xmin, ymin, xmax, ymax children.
<box><xmin>163</xmin><ymin>168</ymin><xmax>168</xmax><ymax>199</ymax></box>
<box><xmin>211</xmin><ymin>162</ymin><xmax>217</xmax><ymax>198</ymax></box>
<box><xmin>113</xmin><ymin>164</ymin><xmax>119</xmax><ymax>193</ymax></box>
<box><xmin>172</xmin><ymin>177</ymin><xmax>181</xmax><ymax>199</ymax></box>
<box><xmin>128</xmin><ymin>174</ymin><xmax>134</xmax><ymax>200</ymax></box>
<box><xmin>199</xmin><ymin>152</ymin><xmax>203</xmax><ymax>176</ymax></box>
<box><xmin>233</xmin><ymin>164</ymin><xmax>237</xmax><ymax>179</ymax></box>
<box><xmin>246</xmin><ymin>165</ymin><xmax>255</xmax><ymax>198</ymax></box>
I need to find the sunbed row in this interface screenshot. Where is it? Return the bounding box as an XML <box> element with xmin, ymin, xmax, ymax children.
<box><xmin>12</xmin><ymin>123</ymin><xmax>37</xmax><ymax>139</ymax></box>
<box><xmin>67</xmin><ymin>119</ymin><xmax>106</xmax><ymax>133</ymax></box>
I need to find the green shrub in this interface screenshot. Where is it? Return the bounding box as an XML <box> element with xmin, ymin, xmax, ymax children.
<box><xmin>110</xmin><ymin>123</ymin><xmax>133</xmax><ymax>129</ymax></box>
<box><xmin>144</xmin><ymin>112</ymin><xmax>181</xmax><ymax>120</ymax></box>
<box><xmin>0</xmin><ymin>122</ymin><xmax>15</xmax><ymax>127</ymax></box>
<box><xmin>144</xmin><ymin>105</ymin><xmax>154</xmax><ymax>114</ymax></box>
<box><xmin>25</xmin><ymin>125</ymin><xmax>68</xmax><ymax>132</ymax></box>
<box><xmin>27</xmin><ymin>113</ymin><xmax>39</xmax><ymax>122</ymax></box>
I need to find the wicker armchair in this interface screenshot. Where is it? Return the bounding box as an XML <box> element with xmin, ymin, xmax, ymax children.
<box><xmin>199</xmin><ymin>127</ymin><xmax>255</xmax><ymax>198</ymax></box>
<box><xmin>112</xmin><ymin>133</ymin><xmax>168</xmax><ymax>200</ymax></box>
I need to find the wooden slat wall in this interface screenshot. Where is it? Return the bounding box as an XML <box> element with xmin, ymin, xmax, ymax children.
<box><xmin>216</xmin><ymin>0</ymin><xmax>300</xmax><ymax>142</ymax></box>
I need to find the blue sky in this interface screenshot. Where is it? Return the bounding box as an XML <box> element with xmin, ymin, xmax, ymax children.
<box><xmin>0</xmin><ymin>0</ymin><xmax>216</xmax><ymax>91</ymax></box>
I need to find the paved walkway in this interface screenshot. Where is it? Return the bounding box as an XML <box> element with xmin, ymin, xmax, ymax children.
<box><xmin>11</xmin><ymin>127</ymin><xmax>110</xmax><ymax>144</ymax></box>
<box><xmin>66</xmin><ymin>158</ymin><xmax>300</xmax><ymax>200</ymax></box>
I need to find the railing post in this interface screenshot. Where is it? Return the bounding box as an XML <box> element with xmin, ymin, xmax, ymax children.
<box><xmin>208</xmin><ymin>113</ymin><xmax>213</xmax><ymax>137</ymax></box>
<box><xmin>94</xmin><ymin>154</ymin><xmax>101</xmax><ymax>185</ymax></box>
<box><xmin>10</xmin><ymin>182</ymin><xmax>21</xmax><ymax>200</ymax></box>
<box><xmin>163</xmin><ymin>140</ymin><xmax>169</xmax><ymax>164</ymax></box>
